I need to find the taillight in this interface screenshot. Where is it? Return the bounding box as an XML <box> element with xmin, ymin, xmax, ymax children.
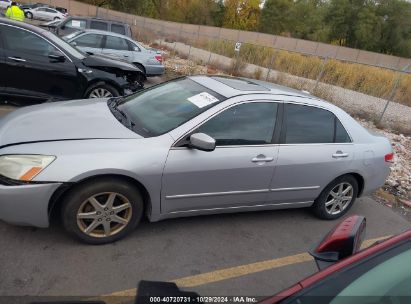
<box><xmin>384</xmin><ymin>152</ymin><xmax>394</xmax><ymax>163</ymax></box>
<box><xmin>155</xmin><ymin>55</ymin><xmax>162</xmax><ymax>63</ymax></box>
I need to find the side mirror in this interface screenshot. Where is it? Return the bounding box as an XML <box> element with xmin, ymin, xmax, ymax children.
<box><xmin>70</xmin><ymin>41</ymin><xmax>77</xmax><ymax>47</ymax></box>
<box><xmin>309</xmin><ymin>215</ymin><xmax>366</xmax><ymax>270</ymax></box>
<box><xmin>189</xmin><ymin>133</ymin><xmax>216</xmax><ymax>152</ymax></box>
<box><xmin>48</xmin><ymin>51</ymin><xmax>65</xmax><ymax>62</ymax></box>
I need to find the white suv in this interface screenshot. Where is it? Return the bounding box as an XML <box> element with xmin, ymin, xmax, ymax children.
<box><xmin>0</xmin><ymin>0</ymin><xmax>12</xmax><ymax>10</ymax></box>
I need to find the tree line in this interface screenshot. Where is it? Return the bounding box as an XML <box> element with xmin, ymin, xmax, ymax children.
<box><xmin>79</xmin><ymin>0</ymin><xmax>411</xmax><ymax>57</ymax></box>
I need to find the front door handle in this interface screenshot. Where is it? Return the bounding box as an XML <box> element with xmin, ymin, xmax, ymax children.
<box><xmin>332</xmin><ymin>151</ymin><xmax>349</xmax><ymax>158</ymax></box>
<box><xmin>8</xmin><ymin>56</ymin><xmax>26</xmax><ymax>62</ymax></box>
<box><xmin>251</xmin><ymin>154</ymin><xmax>274</xmax><ymax>163</ymax></box>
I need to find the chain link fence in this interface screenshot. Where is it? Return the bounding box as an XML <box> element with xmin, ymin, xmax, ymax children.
<box><xmin>18</xmin><ymin>0</ymin><xmax>411</xmax><ymax>131</ymax></box>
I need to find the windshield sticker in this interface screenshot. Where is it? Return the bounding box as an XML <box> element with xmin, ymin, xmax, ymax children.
<box><xmin>72</xmin><ymin>20</ymin><xmax>82</xmax><ymax>28</ymax></box>
<box><xmin>187</xmin><ymin>92</ymin><xmax>219</xmax><ymax>108</ymax></box>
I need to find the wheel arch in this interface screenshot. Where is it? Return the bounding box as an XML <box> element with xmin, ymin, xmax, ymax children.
<box><xmin>48</xmin><ymin>174</ymin><xmax>152</xmax><ymax>223</ymax></box>
<box><xmin>83</xmin><ymin>80</ymin><xmax>123</xmax><ymax>98</ymax></box>
<box><xmin>325</xmin><ymin>172</ymin><xmax>365</xmax><ymax>198</ymax></box>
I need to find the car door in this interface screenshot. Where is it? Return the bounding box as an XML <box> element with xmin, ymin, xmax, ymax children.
<box><xmin>268</xmin><ymin>103</ymin><xmax>354</xmax><ymax>205</ymax></box>
<box><xmin>34</xmin><ymin>8</ymin><xmax>47</xmax><ymax>20</ymax></box>
<box><xmin>72</xmin><ymin>33</ymin><xmax>104</xmax><ymax>55</ymax></box>
<box><xmin>0</xmin><ymin>24</ymin><xmax>78</xmax><ymax>101</ymax></box>
<box><xmin>162</xmin><ymin>101</ymin><xmax>280</xmax><ymax>213</ymax></box>
<box><xmin>281</xmin><ymin>240</ymin><xmax>411</xmax><ymax>304</ymax></box>
<box><xmin>44</xmin><ymin>8</ymin><xmax>57</xmax><ymax>21</ymax></box>
<box><xmin>102</xmin><ymin>35</ymin><xmax>134</xmax><ymax>61</ymax></box>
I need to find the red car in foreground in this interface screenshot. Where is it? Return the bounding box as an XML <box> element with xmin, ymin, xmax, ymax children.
<box><xmin>136</xmin><ymin>215</ymin><xmax>411</xmax><ymax>304</ymax></box>
<box><xmin>262</xmin><ymin>215</ymin><xmax>411</xmax><ymax>304</ymax></box>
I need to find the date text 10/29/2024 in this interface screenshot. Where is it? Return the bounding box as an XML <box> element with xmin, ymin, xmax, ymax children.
<box><xmin>148</xmin><ymin>296</ymin><xmax>258</xmax><ymax>303</ymax></box>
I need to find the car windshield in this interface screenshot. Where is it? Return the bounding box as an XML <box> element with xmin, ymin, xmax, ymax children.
<box><xmin>43</xmin><ymin>30</ymin><xmax>86</xmax><ymax>59</ymax></box>
<box><xmin>117</xmin><ymin>77</ymin><xmax>226</xmax><ymax>137</ymax></box>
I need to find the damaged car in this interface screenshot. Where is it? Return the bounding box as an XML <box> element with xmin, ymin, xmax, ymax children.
<box><xmin>0</xmin><ymin>18</ymin><xmax>145</xmax><ymax>104</ymax></box>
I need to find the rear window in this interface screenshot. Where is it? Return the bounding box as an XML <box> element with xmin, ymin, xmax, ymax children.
<box><xmin>111</xmin><ymin>24</ymin><xmax>126</xmax><ymax>35</ymax></box>
<box><xmin>90</xmin><ymin>20</ymin><xmax>108</xmax><ymax>31</ymax></box>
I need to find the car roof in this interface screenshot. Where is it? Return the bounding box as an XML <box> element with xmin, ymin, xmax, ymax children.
<box><xmin>79</xmin><ymin>29</ymin><xmax>131</xmax><ymax>40</ymax></box>
<box><xmin>190</xmin><ymin>75</ymin><xmax>329</xmax><ymax>107</ymax></box>
<box><xmin>66</xmin><ymin>16</ymin><xmax>129</xmax><ymax>26</ymax></box>
<box><xmin>0</xmin><ymin>17</ymin><xmax>49</xmax><ymax>35</ymax></box>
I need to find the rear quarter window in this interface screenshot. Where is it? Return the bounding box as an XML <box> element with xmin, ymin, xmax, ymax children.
<box><xmin>111</xmin><ymin>24</ymin><xmax>126</xmax><ymax>35</ymax></box>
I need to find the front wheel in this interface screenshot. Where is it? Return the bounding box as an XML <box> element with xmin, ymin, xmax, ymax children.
<box><xmin>312</xmin><ymin>175</ymin><xmax>358</xmax><ymax>220</ymax></box>
<box><xmin>54</xmin><ymin>17</ymin><xmax>60</xmax><ymax>21</ymax></box>
<box><xmin>85</xmin><ymin>83</ymin><xmax>119</xmax><ymax>99</ymax></box>
<box><xmin>61</xmin><ymin>178</ymin><xmax>144</xmax><ymax>244</ymax></box>
<box><xmin>26</xmin><ymin>12</ymin><xmax>33</xmax><ymax>19</ymax></box>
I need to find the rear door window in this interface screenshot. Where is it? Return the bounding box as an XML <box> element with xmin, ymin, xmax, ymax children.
<box><xmin>90</xmin><ymin>20</ymin><xmax>108</xmax><ymax>31</ymax></box>
<box><xmin>111</xmin><ymin>24</ymin><xmax>126</xmax><ymax>35</ymax></box>
<box><xmin>104</xmin><ymin>35</ymin><xmax>130</xmax><ymax>51</ymax></box>
<box><xmin>283</xmin><ymin>104</ymin><xmax>351</xmax><ymax>144</ymax></box>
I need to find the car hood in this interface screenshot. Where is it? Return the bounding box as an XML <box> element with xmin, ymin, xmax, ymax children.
<box><xmin>0</xmin><ymin>99</ymin><xmax>142</xmax><ymax>148</ymax></box>
<box><xmin>82</xmin><ymin>54</ymin><xmax>141</xmax><ymax>72</ymax></box>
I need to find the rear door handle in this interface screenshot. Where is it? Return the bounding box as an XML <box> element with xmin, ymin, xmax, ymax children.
<box><xmin>332</xmin><ymin>151</ymin><xmax>349</xmax><ymax>158</ymax></box>
<box><xmin>251</xmin><ymin>155</ymin><xmax>274</xmax><ymax>163</ymax></box>
<box><xmin>8</xmin><ymin>57</ymin><xmax>26</xmax><ymax>62</ymax></box>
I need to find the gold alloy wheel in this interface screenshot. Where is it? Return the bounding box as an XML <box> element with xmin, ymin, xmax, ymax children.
<box><xmin>76</xmin><ymin>192</ymin><xmax>133</xmax><ymax>238</ymax></box>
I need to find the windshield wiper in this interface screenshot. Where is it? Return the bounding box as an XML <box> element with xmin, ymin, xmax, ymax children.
<box><xmin>108</xmin><ymin>97</ymin><xmax>135</xmax><ymax>130</ymax></box>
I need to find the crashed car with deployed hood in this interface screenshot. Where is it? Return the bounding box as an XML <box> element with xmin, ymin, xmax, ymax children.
<box><xmin>0</xmin><ymin>18</ymin><xmax>144</xmax><ymax>103</ymax></box>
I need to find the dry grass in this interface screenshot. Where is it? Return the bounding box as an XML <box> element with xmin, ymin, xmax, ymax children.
<box><xmin>207</xmin><ymin>40</ymin><xmax>411</xmax><ymax>106</ymax></box>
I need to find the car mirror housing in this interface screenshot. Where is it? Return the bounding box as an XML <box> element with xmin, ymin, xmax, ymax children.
<box><xmin>70</xmin><ymin>41</ymin><xmax>77</xmax><ymax>47</ymax></box>
<box><xmin>48</xmin><ymin>51</ymin><xmax>66</xmax><ymax>63</ymax></box>
<box><xmin>189</xmin><ymin>133</ymin><xmax>216</xmax><ymax>152</ymax></box>
<box><xmin>309</xmin><ymin>215</ymin><xmax>366</xmax><ymax>270</ymax></box>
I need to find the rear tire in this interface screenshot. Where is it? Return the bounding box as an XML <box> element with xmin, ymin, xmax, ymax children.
<box><xmin>312</xmin><ymin>175</ymin><xmax>358</xmax><ymax>220</ymax></box>
<box><xmin>85</xmin><ymin>83</ymin><xmax>120</xmax><ymax>99</ymax></box>
<box><xmin>61</xmin><ymin>178</ymin><xmax>144</xmax><ymax>244</ymax></box>
<box><xmin>26</xmin><ymin>12</ymin><xmax>33</xmax><ymax>19</ymax></box>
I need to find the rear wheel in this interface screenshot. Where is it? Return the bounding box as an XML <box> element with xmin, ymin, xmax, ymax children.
<box><xmin>85</xmin><ymin>83</ymin><xmax>119</xmax><ymax>99</ymax></box>
<box><xmin>54</xmin><ymin>17</ymin><xmax>60</xmax><ymax>21</ymax></box>
<box><xmin>61</xmin><ymin>178</ymin><xmax>144</xmax><ymax>244</ymax></box>
<box><xmin>26</xmin><ymin>12</ymin><xmax>33</xmax><ymax>19</ymax></box>
<box><xmin>312</xmin><ymin>175</ymin><xmax>358</xmax><ymax>220</ymax></box>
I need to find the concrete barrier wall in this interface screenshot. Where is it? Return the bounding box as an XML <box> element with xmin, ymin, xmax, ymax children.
<box><xmin>19</xmin><ymin>0</ymin><xmax>411</xmax><ymax>71</ymax></box>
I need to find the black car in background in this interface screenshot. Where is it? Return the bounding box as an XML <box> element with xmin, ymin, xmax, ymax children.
<box><xmin>0</xmin><ymin>18</ymin><xmax>144</xmax><ymax>103</ymax></box>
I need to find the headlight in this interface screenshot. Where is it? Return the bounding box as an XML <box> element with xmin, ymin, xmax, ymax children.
<box><xmin>0</xmin><ymin>155</ymin><xmax>56</xmax><ymax>181</ymax></box>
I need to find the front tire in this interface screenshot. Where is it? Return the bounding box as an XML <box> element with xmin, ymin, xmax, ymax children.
<box><xmin>26</xmin><ymin>12</ymin><xmax>33</xmax><ymax>19</ymax></box>
<box><xmin>85</xmin><ymin>83</ymin><xmax>120</xmax><ymax>99</ymax></box>
<box><xmin>61</xmin><ymin>178</ymin><xmax>144</xmax><ymax>244</ymax></box>
<box><xmin>312</xmin><ymin>175</ymin><xmax>358</xmax><ymax>220</ymax></box>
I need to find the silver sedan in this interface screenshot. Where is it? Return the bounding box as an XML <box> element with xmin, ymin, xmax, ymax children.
<box><xmin>63</xmin><ymin>29</ymin><xmax>165</xmax><ymax>77</ymax></box>
<box><xmin>0</xmin><ymin>76</ymin><xmax>393</xmax><ymax>244</ymax></box>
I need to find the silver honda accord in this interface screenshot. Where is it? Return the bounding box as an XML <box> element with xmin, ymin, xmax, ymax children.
<box><xmin>0</xmin><ymin>76</ymin><xmax>393</xmax><ymax>244</ymax></box>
